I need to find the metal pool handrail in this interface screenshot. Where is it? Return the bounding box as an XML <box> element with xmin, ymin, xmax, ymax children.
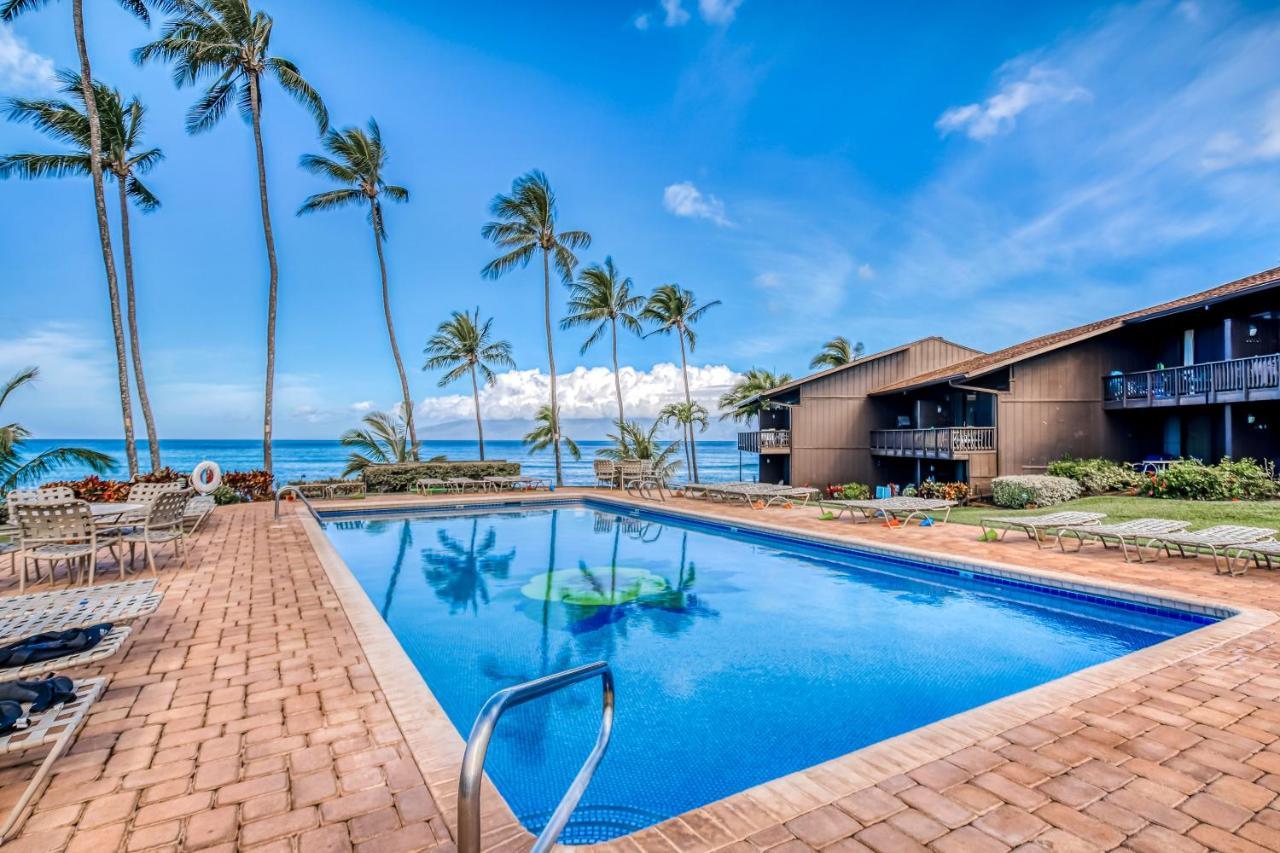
<box><xmin>273</xmin><ymin>486</ymin><xmax>320</xmax><ymax>522</ymax></box>
<box><xmin>458</xmin><ymin>660</ymin><xmax>614</xmax><ymax>853</ymax></box>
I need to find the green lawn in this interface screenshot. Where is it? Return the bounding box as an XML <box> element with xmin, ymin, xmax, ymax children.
<box><xmin>948</xmin><ymin>495</ymin><xmax>1280</xmax><ymax>530</ymax></box>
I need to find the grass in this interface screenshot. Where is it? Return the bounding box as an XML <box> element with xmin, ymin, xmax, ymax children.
<box><xmin>948</xmin><ymin>495</ymin><xmax>1280</xmax><ymax>530</ymax></box>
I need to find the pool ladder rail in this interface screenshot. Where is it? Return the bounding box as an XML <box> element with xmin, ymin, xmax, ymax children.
<box><xmin>273</xmin><ymin>485</ymin><xmax>321</xmax><ymax>522</ymax></box>
<box><xmin>458</xmin><ymin>661</ymin><xmax>615</xmax><ymax>853</ymax></box>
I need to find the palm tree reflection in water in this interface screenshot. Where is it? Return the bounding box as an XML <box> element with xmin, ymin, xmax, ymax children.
<box><xmin>421</xmin><ymin>518</ymin><xmax>515</xmax><ymax>614</ymax></box>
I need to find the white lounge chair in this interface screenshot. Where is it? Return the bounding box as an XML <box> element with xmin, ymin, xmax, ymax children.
<box><xmin>0</xmin><ymin>676</ymin><xmax>106</xmax><ymax>841</ymax></box>
<box><xmin>0</xmin><ymin>625</ymin><xmax>132</xmax><ymax>681</ymax></box>
<box><xmin>1150</xmin><ymin>525</ymin><xmax>1277</xmax><ymax>574</ymax></box>
<box><xmin>415</xmin><ymin>478</ymin><xmax>447</xmax><ymax>494</ymax></box>
<box><xmin>821</xmin><ymin>496</ymin><xmax>955</xmax><ymax>527</ymax></box>
<box><xmin>0</xmin><ymin>579</ymin><xmax>162</xmax><ymax>640</ymax></box>
<box><xmin>1056</xmin><ymin>518</ymin><xmax>1192</xmax><ymax>563</ymax></box>
<box><xmin>979</xmin><ymin>511</ymin><xmax>1106</xmax><ymax>548</ymax></box>
<box><xmin>1225</xmin><ymin>540</ymin><xmax>1280</xmax><ymax>576</ymax></box>
<box><xmin>183</xmin><ymin>495</ymin><xmax>215</xmax><ymax>534</ymax></box>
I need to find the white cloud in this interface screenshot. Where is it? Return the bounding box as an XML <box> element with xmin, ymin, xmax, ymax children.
<box><xmin>698</xmin><ymin>0</ymin><xmax>744</xmax><ymax>25</ymax></box>
<box><xmin>416</xmin><ymin>363</ymin><xmax>742</xmax><ymax>424</ymax></box>
<box><xmin>857</xmin><ymin>263</ymin><xmax>876</xmax><ymax>280</ymax></box>
<box><xmin>663</xmin><ymin>181</ymin><xmax>731</xmax><ymax>225</ymax></box>
<box><xmin>662</xmin><ymin>0</ymin><xmax>690</xmax><ymax>26</ymax></box>
<box><xmin>936</xmin><ymin>64</ymin><xmax>1090</xmax><ymax>140</ymax></box>
<box><xmin>1200</xmin><ymin>92</ymin><xmax>1280</xmax><ymax>170</ymax></box>
<box><xmin>633</xmin><ymin>12</ymin><xmax>651</xmax><ymax>30</ymax></box>
<box><xmin>349</xmin><ymin>400</ymin><xmax>375</xmax><ymax>412</ymax></box>
<box><xmin>0</xmin><ymin>24</ymin><xmax>55</xmax><ymax>93</ymax></box>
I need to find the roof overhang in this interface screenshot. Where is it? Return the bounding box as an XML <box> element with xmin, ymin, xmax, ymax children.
<box><xmin>1122</xmin><ymin>279</ymin><xmax>1280</xmax><ymax>325</ymax></box>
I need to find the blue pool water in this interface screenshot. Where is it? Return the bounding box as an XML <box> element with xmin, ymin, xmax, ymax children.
<box><xmin>322</xmin><ymin>501</ymin><xmax>1216</xmax><ymax>843</ymax></box>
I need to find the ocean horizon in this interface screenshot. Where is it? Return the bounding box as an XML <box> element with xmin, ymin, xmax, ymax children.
<box><xmin>23</xmin><ymin>438</ymin><xmax>760</xmax><ymax>486</ymax></box>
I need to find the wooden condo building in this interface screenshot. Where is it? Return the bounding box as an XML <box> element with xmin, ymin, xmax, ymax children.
<box><xmin>740</xmin><ymin>266</ymin><xmax>1280</xmax><ymax>494</ymax></box>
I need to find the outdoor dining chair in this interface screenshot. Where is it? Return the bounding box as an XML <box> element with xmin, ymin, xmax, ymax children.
<box><xmin>12</xmin><ymin>501</ymin><xmax>120</xmax><ymax>592</ymax></box>
<box><xmin>120</xmin><ymin>490</ymin><xmax>193</xmax><ymax>577</ymax></box>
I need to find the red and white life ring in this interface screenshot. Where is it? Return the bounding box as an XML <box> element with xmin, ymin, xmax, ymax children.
<box><xmin>191</xmin><ymin>460</ymin><xmax>222</xmax><ymax>495</ymax></box>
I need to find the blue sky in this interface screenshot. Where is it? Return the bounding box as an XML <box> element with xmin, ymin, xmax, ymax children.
<box><xmin>3</xmin><ymin>0</ymin><xmax>1280</xmax><ymax>439</ymax></box>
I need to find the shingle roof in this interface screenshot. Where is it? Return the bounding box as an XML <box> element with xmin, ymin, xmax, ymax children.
<box><xmin>871</xmin><ymin>264</ymin><xmax>1280</xmax><ymax>395</ymax></box>
<box><xmin>757</xmin><ymin>336</ymin><xmax>982</xmax><ymax>400</ymax></box>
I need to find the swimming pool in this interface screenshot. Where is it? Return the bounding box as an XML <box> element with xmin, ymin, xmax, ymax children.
<box><xmin>321</xmin><ymin>500</ymin><xmax>1219</xmax><ymax>844</ymax></box>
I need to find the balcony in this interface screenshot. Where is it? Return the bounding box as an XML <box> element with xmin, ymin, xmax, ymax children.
<box><xmin>869</xmin><ymin>427</ymin><xmax>995</xmax><ymax>459</ymax></box>
<box><xmin>737</xmin><ymin>429</ymin><xmax>791</xmax><ymax>454</ymax></box>
<box><xmin>1102</xmin><ymin>353</ymin><xmax>1280</xmax><ymax>409</ymax></box>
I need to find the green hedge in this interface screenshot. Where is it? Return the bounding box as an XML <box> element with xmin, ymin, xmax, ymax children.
<box><xmin>992</xmin><ymin>475</ymin><xmax>1083</xmax><ymax>508</ymax></box>
<box><xmin>362</xmin><ymin>461</ymin><xmax>520</xmax><ymax>492</ymax></box>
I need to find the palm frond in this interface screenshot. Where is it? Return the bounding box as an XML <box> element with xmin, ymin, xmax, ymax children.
<box><xmin>296</xmin><ymin>188</ymin><xmax>363</xmax><ymax>216</ymax></box>
<box><xmin>126</xmin><ymin>175</ymin><xmax>162</xmax><ymax>211</ymax></box>
<box><xmin>0</xmin><ymin>152</ymin><xmax>92</xmax><ymax>180</ymax></box>
<box><xmin>4</xmin><ymin>446</ymin><xmax>116</xmax><ymax>492</ymax></box>
<box><xmin>267</xmin><ymin>56</ymin><xmax>328</xmax><ymax>132</ymax></box>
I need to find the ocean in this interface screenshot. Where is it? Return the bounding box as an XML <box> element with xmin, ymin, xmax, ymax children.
<box><xmin>21</xmin><ymin>439</ymin><xmax>759</xmax><ymax>486</ymax></box>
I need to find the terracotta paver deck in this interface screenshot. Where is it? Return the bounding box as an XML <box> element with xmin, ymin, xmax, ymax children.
<box><xmin>2</xmin><ymin>489</ymin><xmax>1280</xmax><ymax>852</ymax></box>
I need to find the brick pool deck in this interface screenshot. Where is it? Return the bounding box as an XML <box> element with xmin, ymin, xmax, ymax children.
<box><xmin>4</xmin><ymin>490</ymin><xmax>1280</xmax><ymax>852</ymax></box>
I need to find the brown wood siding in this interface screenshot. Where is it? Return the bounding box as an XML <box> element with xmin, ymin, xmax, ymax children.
<box><xmin>789</xmin><ymin>338</ymin><xmax>978</xmax><ymax>485</ymax></box>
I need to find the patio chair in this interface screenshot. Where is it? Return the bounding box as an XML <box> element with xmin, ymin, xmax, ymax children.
<box><xmin>0</xmin><ymin>676</ymin><xmax>106</xmax><ymax>841</ymax></box>
<box><xmin>978</xmin><ymin>511</ymin><xmax>1107</xmax><ymax>548</ymax></box>
<box><xmin>593</xmin><ymin>459</ymin><xmax>617</xmax><ymax>489</ymax></box>
<box><xmin>13</xmin><ymin>502</ymin><xmax>120</xmax><ymax>592</ymax></box>
<box><xmin>0</xmin><ymin>579</ymin><xmax>161</xmax><ymax>640</ymax></box>
<box><xmin>1056</xmin><ymin>518</ymin><xmax>1191</xmax><ymax>563</ymax></box>
<box><xmin>1149</xmin><ymin>525</ymin><xmax>1277</xmax><ymax>574</ymax></box>
<box><xmin>183</xmin><ymin>495</ymin><xmax>215</xmax><ymax>534</ymax></box>
<box><xmin>1225</xmin><ymin>540</ymin><xmax>1280</xmax><ymax>576</ymax></box>
<box><xmin>327</xmin><ymin>480</ymin><xmax>367</xmax><ymax>499</ymax></box>
<box><xmin>622</xmin><ymin>461</ymin><xmax>666</xmax><ymax>501</ymax></box>
<box><xmin>120</xmin><ymin>490</ymin><xmax>192</xmax><ymax>578</ymax></box>
<box><xmin>119</xmin><ymin>481</ymin><xmax>186</xmax><ymax>523</ymax></box>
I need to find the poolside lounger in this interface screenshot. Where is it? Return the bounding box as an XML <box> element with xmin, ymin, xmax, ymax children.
<box><xmin>0</xmin><ymin>580</ymin><xmax>161</xmax><ymax>640</ymax></box>
<box><xmin>820</xmin><ymin>497</ymin><xmax>955</xmax><ymax>527</ymax></box>
<box><xmin>762</xmin><ymin>487</ymin><xmax>821</xmax><ymax>508</ymax></box>
<box><xmin>0</xmin><ymin>676</ymin><xmax>106</xmax><ymax>840</ymax></box>
<box><xmin>415</xmin><ymin>478</ymin><xmax>448</xmax><ymax>494</ymax></box>
<box><xmin>979</xmin><ymin>511</ymin><xmax>1106</xmax><ymax>549</ymax></box>
<box><xmin>1225</xmin><ymin>540</ymin><xmax>1280</xmax><ymax>576</ymax></box>
<box><xmin>0</xmin><ymin>624</ymin><xmax>132</xmax><ymax>681</ymax></box>
<box><xmin>1149</xmin><ymin>525</ymin><xmax>1277</xmax><ymax>574</ymax></box>
<box><xmin>183</xmin><ymin>495</ymin><xmax>215</xmax><ymax>534</ymax></box>
<box><xmin>444</xmin><ymin>478</ymin><xmax>493</xmax><ymax>493</ymax></box>
<box><xmin>1057</xmin><ymin>518</ymin><xmax>1192</xmax><ymax>563</ymax></box>
<box><xmin>514</xmin><ymin>476</ymin><xmax>547</xmax><ymax>490</ymax></box>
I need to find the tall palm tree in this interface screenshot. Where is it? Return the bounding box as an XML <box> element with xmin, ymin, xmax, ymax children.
<box><xmin>339</xmin><ymin>410</ymin><xmax>411</xmax><ymax>477</ymax></box>
<box><xmin>3</xmin><ymin>72</ymin><xmax>165</xmax><ymax>472</ymax></box>
<box><xmin>298</xmin><ymin>119</ymin><xmax>418</xmax><ymax>458</ymax></box>
<box><xmin>137</xmin><ymin>0</ymin><xmax>328</xmax><ymax>473</ymax></box>
<box><xmin>561</xmin><ymin>257</ymin><xmax>644</xmax><ymax>428</ymax></box>
<box><xmin>640</xmin><ymin>284</ymin><xmax>720</xmax><ymax>483</ymax></box>
<box><xmin>718</xmin><ymin>368</ymin><xmax>792</xmax><ymax>423</ymax></box>
<box><xmin>523</xmin><ymin>404</ymin><xmax>580</xmax><ymax>463</ymax></box>
<box><xmin>658</xmin><ymin>401</ymin><xmax>707</xmax><ymax>479</ymax></box>
<box><xmin>481</xmin><ymin>170</ymin><xmax>590</xmax><ymax>487</ymax></box>
<box><xmin>810</xmin><ymin>335</ymin><xmax>865</xmax><ymax>370</ymax></box>
<box><xmin>0</xmin><ymin>367</ymin><xmax>115</xmax><ymax>493</ymax></box>
<box><xmin>423</xmin><ymin>308</ymin><xmax>515</xmax><ymax>461</ymax></box>
<box><xmin>0</xmin><ymin>0</ymin><xmax>166</xmax><ymax>479</ymax></box>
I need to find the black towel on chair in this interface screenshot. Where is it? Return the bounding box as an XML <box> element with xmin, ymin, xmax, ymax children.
<box><xmin>0</xmin><ymin>624</ymin><xmax>112</xmax><ymax>668</ymax></box>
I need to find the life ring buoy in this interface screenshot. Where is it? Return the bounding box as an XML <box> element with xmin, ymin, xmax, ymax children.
<box><xmin>191</xmin><ymin>460</ymin><xmax>223</xmax><ymax>495</ymax></box>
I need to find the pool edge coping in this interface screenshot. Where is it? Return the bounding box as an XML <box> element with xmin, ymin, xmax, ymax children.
<box><xmin>297</xmin><ymin>492</ymin><xmax>1277</xmax><ymax>852</ymax></box>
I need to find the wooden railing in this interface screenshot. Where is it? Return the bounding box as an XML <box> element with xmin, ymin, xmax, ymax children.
<box><xmin>869</xmin><ymin>427</ymin><xmax>995</xmax><ymax>458</ymax></box>
<box><xmin>1103</xmin><ymin>353</ymin><xmax>1280</xmax><ymax>407</ymax></box>
<box><xmin>737</xmin><ymin>429</ymin><xmax>790</xmax><ymax>453</ymax></box>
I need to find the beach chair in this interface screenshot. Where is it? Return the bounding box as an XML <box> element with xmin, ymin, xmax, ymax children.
<box><xmin>1225</xmin><ymin>540</ymin><xmax>1280</xmax><ymax>576</ymax></box>
<box><xmin>1149</xmin><ymin>525</ymin><xmax>1277</xmax><ymax>574</ymax></box>
<box><xmin>0</xmin><ymin>580</ymin><xmax>161</xmax><ymax>640</ymax></box>
<box><xmin>978</xmin><ymin>511</ymin><xmax>1106</xmax><ymax>548</ymax></box>
<box><xmin>327</xmin><ymin>481</ymin><xmax>367</xmax><ymax>499</ymax></box>
<box><xmin>415</xmin><ymin>478</ymin><xmax>447</xmax><ymax>494</ymax></box>
<box><xmin>1056</xmin><ymin>518</ymin><xmax>1191</xmax><ymax>563</ymax></box>
<box><xmin>0</xmin><ymin>625</ymin><xmax>132</xmax><ymax>681</ymax></box>
<box><xmin>762</xmin><ymin>487</ymin><xmax>821</xmax><ymax>508</ymax></box>
<box><xmin>120</xmin><ymin>490</ymin><xmax>192</xmax><ymax>579</ymax></box>
<box><xmin>0</xmin><ymin>676</ymin><xmax>106</xmax><ymax>841</ymax></box>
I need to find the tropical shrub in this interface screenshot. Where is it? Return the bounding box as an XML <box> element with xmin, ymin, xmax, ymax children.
<box><xmin>992</xmin><ymin>475</ymin><xmax>1082</xmax><ymax>509</ymax></box>
<box><xmin>1139</xmin><ymin>457</ymin><xmax>1278</xmax><ymax>501</ymax></box>
<box><xmin>133</xmin><ymin>466</ymin><xmax>188</xmax><ymax>485</ymax></box>
<box><xmin>1046</xmin><ymin>457</ymin><xmax>1142</xmax><ymax>495</ymax></box>
<box><xmin>363</xmin><ymin>461</ymin><xmax>520</xmax><ymax>493</ymax></box>
<box><xmin>211</xmin><ymin>485</ymin><xmax>242</xmax><ymax>505</ymax></box>
<box><xmin>825</xmin><ymin>482</ymin><xmax>870</xmax><ymax>500</ymax></box>
<box><xmin>42</xmin><ymin>475</ymin><xmax>132</xmax><ymax>503</ymax></box>
<box><xmin>917</xmin><ymin>480</ymin><xmax>970</xmax><ymax>503</ymax></box>
<box><xmin>220</xmin><ymin>470</ymin><xmax>276</xmax><ymax>502</ymax></box>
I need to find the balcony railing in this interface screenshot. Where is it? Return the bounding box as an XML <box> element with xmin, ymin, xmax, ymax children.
<box><xmin>737</xmin><ymin>429</ymin><xmax>790</xmax><ymax>453</ymax></box>
<box><xmin>1103</xmin><ymin>353</ymin><xmax>1280</xmax><ymax>408</ymax></box>
<box><xmin>869</xmin><ymin>427</ymin><xmax>995</xmax><ymax>459</ymax></box>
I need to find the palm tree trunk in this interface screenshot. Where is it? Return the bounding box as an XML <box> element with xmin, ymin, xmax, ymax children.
<box><xmin>470</xmin><ymin>364</ymin><xmax>485</xmax><ymax>461</ymax></box>
<box><xmin>677</xmin><ymin>329</ymin><xmax>699</xmax><ymax>482</ymax></box>
<box><xmin>611</xmin><ymin>317</ymin><xmax>625</xmax><ymax>428</ymax></box>
<box><xmin>248</xmin><ymin>74</ymin><xmax>277</xmax><ymax>474</ymax></box>
<box><xmin>72</xmin><ymin>0</ymin><xmax>138</xmax><ymax>479</ymax></box>
<box><xmin>542</xmin><ymin>248</ymin><xmax>563</xmax><ymax>486</ymax></box>
<box><xmin>117</xmin><ymin>175</ymin><xmax>161</xmax><ymax>471</ymax></box>
<box><xmin>371</xmin><ymin>205</ymin><xmax>418</xmax><ymax>460</ymax></box>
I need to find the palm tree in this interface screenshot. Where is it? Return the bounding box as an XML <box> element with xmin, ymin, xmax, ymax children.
<box><xmin>640</xmin><ymin>284</ymin><xmax>720</xmax><ymax>482</ymax></box>
<box><xmin>599</xmin><ymin>419</ymin><xmax>682</xmax><ymax>481</ymax></box>
<box><xmin>718</xmin><ymin>368</ymin><xmax>792</xmax><ymax>423</ymax></box>
<box><xmin>136</xmin><ymin>0</ymin><xmax>328</xmax><ymax>473</ymax></box>
<box><xmin>298</xmin><ymin>119</ymin><xmax>418</xmax><ymax>458</ymax></box>
<box><xmin>658</xmin><ymin>400</ymin><xmax>708</xmax><ymax>478</ymax></box>
<box><xmin>3</xmin><ymin>72</ymin><xmax>165</xmax><ymax>472</ymax></box>
<box><xmin>523</xmin><ymin>404</ymin><xmax>580</xmax><ymax>463</ymax></box>
<box><xmin>339</xmin><ymin>410</ymin><xmax>411</xmax><ymax>477</ymax></box>
<box><xmin>561</xmin><ymin>257</ymin><xmax>644</xmax><ymax>427</ymax></box>
<box><xmin>0</xmin><ymin>0</ymin><xmax>165</xmax><ymax>479</ymax></box>
<box><xmin>810</xmin><ymin>335</ymin><xmax>865</xmax><ymax>370</ymax></box>
<box><xmin>0</xmin><ymin>367</ymin><xmax>115</xmax><ymax>493</ymax></box>
<box><xmin>423</xmin><ymin>308</ymin><xmax>515</xmax><ymax>461</ymax></box>
<box><xmin>481</xmin><ymin>170</ymin><xmax>590</xmax><ymax>487</ymax></box>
